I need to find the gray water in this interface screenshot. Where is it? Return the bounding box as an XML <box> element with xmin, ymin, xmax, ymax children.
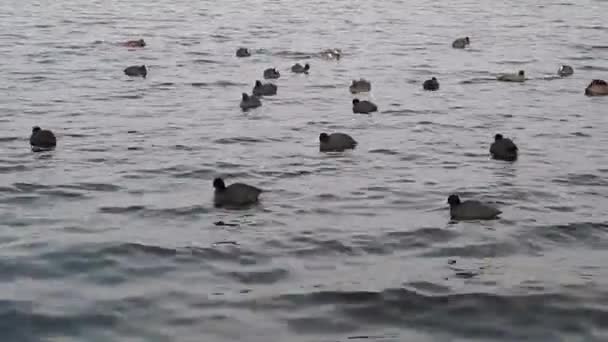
<box><xmin>1</xmin><ymin>0</ymin><xmax>608</xmax><ymax>341</ymax></box>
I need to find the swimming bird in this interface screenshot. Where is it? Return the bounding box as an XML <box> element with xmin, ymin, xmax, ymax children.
<box><xmin>263</xmin><ymin>68</ymin><xmax>280</xmax><ymax>79</ymax></box>
<box><xmin>452</xmin><ymin>37</ymin><xmax>470</xmax><ymax>49</ymax></box>
<box><xmin>213</xmin><ymin>177</ymin><xmax>262</xmax><ymax>207</ymax></box>
<box><xmin>124</xmin><ymin>65</ymin><xmax>147</xmax><ymax>78</ymax></box>
<box><xmin>349</xmin><ymin>79</ymin><xmax>371</xmax><ymax>93</ymax></box>
<box><xmin>240</xmin><ymin>93</ymin><xmax>261</xmax><ymax>110</ymax></box>
<box><xmin>319</xmin><ymin>132</ymin><xmax>357</xmax><ymax>152</ymax></box>
<box><xmin>490</xmin><ymin>134</ymin><xmax>518</xmax><ymax>161</ymax></box>
<box><xmin>30</xmin><ymin>126</ymin><xmax>56</xmax><ymax>151</ymax></box>
<box><xmin>123</xmin><ymin>39</ymin><xmax>146</xmax><ymax>48</ymax></box>
<box><xmin>252</xmin><ymin>80</ymin><xmax>277</xmax><ymax>96</ymax></box>
<box><xmin>497</xmin><ymin>70</ymin><xmax>525</xmax><ymax>82</ymax></box>
<box><xmin>320</xmin><ymin>48</ymin><xmax>342</xmax><ymax>60</ymax></box>
<box><xmin>558</xmin><ymin>65</ymin><xmax>574</xmax><ymax>77</ymax></box>
<box><xmin>423</xmin><ymin>77</ymin><xmax>439</xmax><ymax>91</ymax></box>
<box><xmin>291</xmin><ymin>63</ymin><xmax>310</xmax><ymax>74</ymax></box>
<box><xmin>447</xmin><ymin>194</ymin><xmax>502</xmax><ymax>220</ymax></box>
<box><xmin>236</xmin><ymin>48</ymin><xmax>251</xmax><ymax>57</ymax></box>
<box><xmin>352</xmin><ymin>99</ymin><xmax>378</xmax><ymax>114</ymax></box>
<box><xmin>585</xmin><ymin>79</ymin><xmax>608</xmax><ymax>96</ymax></box>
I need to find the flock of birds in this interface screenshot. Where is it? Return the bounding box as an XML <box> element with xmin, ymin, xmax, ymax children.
<box><xmin>28</xmin><ymin>37</ymin><xmax>608</xmax><ymax>221</ymax></box>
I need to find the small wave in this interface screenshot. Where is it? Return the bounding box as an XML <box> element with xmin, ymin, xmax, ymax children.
<box><xmin>0</xmin><ymin>165</ymin><xmax>28</xmax><ymax>173</ymax></box>
<box><xmin>223</xmin><ymin>268</ymin><xmax>289</xmax><ymax>285</ymax></box>
<box><xmin>99</xmin><ymin>205</ymin><xmax>209</xmax><ymax>217</ymax></box>
<box><xmin>580</xmin><ymin>65</ymin><xmax>608</xmax><ymax>71</ymax></box>
<box><xmin>369</xmin><ymin>149</ymin><xmax>399</xmax><ymax>155</ymax></box>
<box><xmin>420</xmin><ymin>241</ymin><xmax>535</xmax><ymax>258</ymax></box>
<box><xmin>214</xmin><ymin>137</ymin><xmax>266</xmax><ymax>144</ymax></box>
<box><xmin>552</xmin><ymin>173</ymin><xmax>608</xmax><ymax>186</ymax></box>
<box><xmin>60</xmin><ymin>183</ymin><xmax>122</xmax><ymax>192</ymax></box>
<box><xmin>193</xmin><ymin>58</ymin><xmax>221</xmax><ymax>64</ymax></box>
<box><xmin>525</xmin><ymin>222</ymin><xmax>608</xmax><ymax>247</ymax></box>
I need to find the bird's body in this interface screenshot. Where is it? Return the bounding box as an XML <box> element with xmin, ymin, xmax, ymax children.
<box><xmin>236</xmin><ymin>48</ymin><xmax>251</xmax><ymax>57</ymax></box>
<box><xmin>490</xmin><ymin>134</ymin><xmax>518</xmax><ymax>161</ymax></box>
<box><xmin>213</xmin><ymin>178</ymin><xmax>262</xmax><ymax>207</ymax></box>
<box><xmin>352</xmin><ymin>99</ymin><xmax>378</xmax><ymax>114</ymax></box>
<box><xmin>263</xmin><ymin>68</ymin><xmax>280</xmax><ymax>79</ymax></box>
<box><xmin>240</xmin><ymin>93</ymin><xmax>262</xmax><ymax>110</ymax></box>
<box><xmin>319</xmin><ymin>133</ymin><xmax>357</xmax><ymax>152</ymax></box>
<box><xmin>291</xmin><ymin>63</ymin><xmax>310</xmax><ymax>74</ymax></box>
<box><xmin>124</xmin><ymin>39</ymin><xmax>146</xmax><ymax>47</ymax></box>
<box><xmin>349</xmin><ymin>79</ymin><xmax>371</xmax><ymax>93</ymax></box>
<box><xmin>585</xmin><ymin>79</ymin><xmax>608</xmax><ymax>96</ymax></box>
<box><xmin>30</xmin><ymin>126</ymin><xmax>56</xmax><ymax>151</ymax></box>
<box><xmin>452</xmin><ymin>37</ymin><xmax>470</xmax><ymax>49</ymax></box>
<box><xmin>558</xmin><ymin>65</ymin><xmax>574</xmax><ymax>77</ymax></box>
<box><xmin>497</xmin><ymin>70</ymin><xmax>525</xmax><ymax>82</ymax></box>
<box><xmin>448</xmin><ymin>195</ymin><xmax>501</xmax><ymax>220</ymax></box>
<box><xmin>252</xmin><ymin>80</ymin><xmax>277</xmax><ymax>96</ymax></box>
<box><xmin>423</xmin><ymin>77</ymin><xmax>439</xmax><ymax>91</ymax></box>
<box><xmin>124</xmin><ymin>65</ymin><xmax>147</xmax><ymax>78</ymax></box>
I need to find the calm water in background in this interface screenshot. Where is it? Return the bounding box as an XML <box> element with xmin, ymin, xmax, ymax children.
<box><xmin>1</xmin><ymin>0</ymin><xmax>608</xmax><ymax>341</ymax></box>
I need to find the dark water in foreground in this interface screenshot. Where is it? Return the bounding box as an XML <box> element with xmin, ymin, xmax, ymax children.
<box><xmin>1</xmin><ymin>0</ymin><xmax>608</xmax><ymax>341</ymax></box>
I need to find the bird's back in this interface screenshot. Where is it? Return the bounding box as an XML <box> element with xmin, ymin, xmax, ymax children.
<box><xmin>215</xmin><ymin>183</ymin><xmax>262</xmax><ymax>206</ymax></box>
<box><xmin>451</xmin><ymin>200</ymin><xmax>501</xmax><ymax>220</ymax></box>
<box><xmin>30</xmin><ymin>130</ymin><xmax>56</xmax><ymax>147</ymax></box>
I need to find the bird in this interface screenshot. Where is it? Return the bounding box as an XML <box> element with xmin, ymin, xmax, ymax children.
<box><xmin>236</xmin><ymin>48</ymin><xmax>251</xmax><ymax>57</ymax></box>
<box><xmin>263</xmin><ymin>68</ymin><xmax>280</xmax><ymax>79</ymax></box>
<box><xmin>447</xmin><ymin>194</ymin><xmax>502</xmax><ymax>220</ymax></box>
<box><xmin>452</xmin><ymin>37</ymin><xmax>470</xmax><ymax>49</ymax></box>
<box><xmin>319</xmin><ymin>133</ymin><xmax>357</xmax><ymax>152</ymax></box>
<box><xmin>585</xmin><ymin>79</ymin><xmax>608</xmax><ymax>96</ymax></box>
<box><xmin>349</xmin><ymin>79</ymin><xmax>371</xmax><ymax>93</ymax></box>
<box><xmin>490</xmin><ymin>134</ymin><xmax>518</xmax><ymax>161</ymax></box>
<box><xmin>423</xmin><ymin>77</ymin><xmax>439</xmax><ymax>91</ymax></box>
<box><xmin>30</xmin><ymin>126</ymin><xmax>56</xmax><ymax>151</ymax></box>
<box><xmin>352</xmin><ymin>99</ymin><xmax>378</xmax><ymax>114</ymax></box>
<box><xmin>497</xmin><ymin>70</ymin><xmax>525</xmax><ymax>82</ymax></box>
<box><xmin>319</xmin><ymin>48</ymin><xmax>341</xmax><ymax>60</ymax></box>
<box><xmin>240</xmin><ymin>93</ymin><xmax>262</xmax><ymax>110</ymax></box>
<box><xmin>123</xmin><ymin>39</ymin><xmax>146</xmax><ymax>47</ymax></box>
<box><xmin>124</xmin><ymin>65</ymin><xmax>147</xmax><ymax>78</ymax></box>
<box><xmin>252</xmin><ymin>80</ymin><xmax>277</xmax><ymax>96</ymax></box>
<box><xmin>557</xmin><ymin>65</ymin><xmax>574</xmax><ymax>77</ymax></box>
<box><xmin>291</xmin><ymin>63</ymin><xmax>310</xmax><ymax>74</ymax></box>
<box><xmin>213</xmin><ymin>177</ymin><xmax>262</xmax><ymax>207</ymax></box>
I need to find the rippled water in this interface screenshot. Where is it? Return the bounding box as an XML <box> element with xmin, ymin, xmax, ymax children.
<box><xmin>1</xmin><ymin>0</ymin><xmax>608</xmax><ymax>341</ymax></box>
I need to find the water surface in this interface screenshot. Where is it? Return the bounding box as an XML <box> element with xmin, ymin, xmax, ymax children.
<box><xmin>1</xmin><ymin>0</ymin><xmax>607</xmax><ymax>341</ymax></box>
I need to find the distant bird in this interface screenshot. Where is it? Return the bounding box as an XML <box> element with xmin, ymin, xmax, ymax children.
<box><xmin>252</xmin><ymin>80</ymin><xmax>277</xmax><ymax>96</ymax></box>
<box><xmin>319</xmin><ymin>132</ymin><xmax>357</xmax><ymax>152</ymax></box>
<box><xmin>447</xmin><ymin>194</ymin><xmax>502</xmax><ymax>220</ymax></box>
<box><xmin>263</xmin><ymin>68</ymin><xmax>281</xmax><ymax>79</ymax></box>
<box><xmin>30</xmin><ymin>126</ymin><xmax>56</xmax><ymax>151</ymax></box>
<box><xmin>236</xmin><ymin>48</ymin><xmax>251</xmax><ymax>57</ymax></box>
<box><xmin>319</xmin><ymin>48</ymin><xmax>342</xmax><ymax>60</ymax></box>
<box><xmin>352</xmin><ymin>98</ymin><xmax>378</xmax><ymax>114</ymax></box>
<box><xmin>349</xmin><ymin>79</ymin><xmax>371</xmax><ymax>93</ymax></box>
<box><xmin>213</xmin><ymin>177</ymin><xmax>262</xmax><ymax>207</ymax></box>
<box><xmin>124</xmin><ymin>65</ymin><xmax>147</xmax><ymax>78</ymax></box>
<box><xmin>423</xmin><ymin>77</ymin><xmax>439</xmax><ymax>91</ymax></box>
<box><xmin>497</xmin><ymin>70</ymin><xmax>525</xmax><ymax>82</ymax></box>
<box><xmin>452</xmin><ymin>37</ymin><xmax>470</xmax><ymax>49</ymax></box>
<box><xmin>123</xmin><ymin>39</ymin><xmax>146</xmax><ymax>48</ymax></box>
<box><xmin>490</xmin><ymin>134</ymin><xmax>518</xmax><ymax>161</ymax></box>
<box><xmin>557</xmin><ymin>65</ymin><xmax>574</xmax><ymax>77</ymax></box>
<box><xmin>585</xmin><ymin>79</ymin><xmax>608</xmax><ymax>96</ymax></box>
<box><xmin>291</xmin><ymin>63</ymin><xmax>310</xmax><ymax>74</ymax></box>
<box><xmin>240</xmin><ymin>93</ymin><xmax>261</xmax><ymax>110</ymax></box>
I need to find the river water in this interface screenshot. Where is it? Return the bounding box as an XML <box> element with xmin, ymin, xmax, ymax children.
<box><xmin>1</xmin><ymin>0</ymin><xmax>607</xmax><ymax>341</ymax></box>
